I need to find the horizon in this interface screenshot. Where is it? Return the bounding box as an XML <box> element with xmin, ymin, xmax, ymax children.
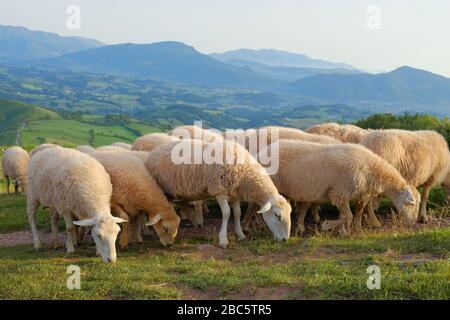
<box><xmin>1</xmin><ymin>1</ymin><xmax>449</xmax><ymax>77</ymax></box>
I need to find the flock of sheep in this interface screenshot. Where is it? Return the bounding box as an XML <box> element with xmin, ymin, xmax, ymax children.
<box><xmin>2</xmin><ymin>122</ymin><xmax>450</xmax><ymax>263</ymax></box>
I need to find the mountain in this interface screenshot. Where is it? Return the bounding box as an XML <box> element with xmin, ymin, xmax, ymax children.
<box><xmin>225</xmin><ymin>59</ymin><xmax>362</xmax><ymax>81</ymax></box>
<box><xmin>25</xmin><ymin>42</ymin><xmax>279</xmax><ymax>88</ymax></box>
<box><xmin>0</xmin><ymin>25</ymin><xmax>104</xmax><ymax>63</ymax></box>
<box><xmin>210</xmin><ymin>49</ymin><xmax>356</xmax><ymax>70</ymax></box>
<box><xmin>289</xmin><ymin>66</ymin><xmax>450</xmax><ymax>114</ymax></box>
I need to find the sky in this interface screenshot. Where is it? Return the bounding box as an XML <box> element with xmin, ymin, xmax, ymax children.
<box><xmin>1</xmin><ymin>0</ymin><xmax>449</xmax><ymax>76</ymax></box>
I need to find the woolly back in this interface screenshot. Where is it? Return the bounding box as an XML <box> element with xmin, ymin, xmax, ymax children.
<box><xmin>28</xmin><ymin>147</ymin><xmax>112</xmax><ymax>216</ymax></box>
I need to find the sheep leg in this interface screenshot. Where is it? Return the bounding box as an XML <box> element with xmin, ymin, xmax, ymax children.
<box><xmin>295</xmin><ymin>202</ymin><xmax>311</xmax><ymax>237</ymax></box>
<box><xmin>321</xmin><ymin>202</ymin><xmax>352</xmax><ymax>236</ymax></box>
<box><xmin>27</xmin><ymin>198</ymin><xmax>41</xmax><ymax>250</ymax></box>
<box><xmin>50</xmin><ymin>209</ymin><xmax>60</xmax><ymax>249</ymax></box>
<box><xmin>62</xmin><ymin>214</ymin><xmax>76</xmax><ymax>254</ymax></box>
<box><xmin>112</xmin><ymin>204</ymin><xmax>130</xmax><ymax>250</ymax></box>
<box><xmin>231</xmin><ymin>201</ymin><xmax>246</xmax><ymax>240</ymax></box>
<box><xmin>352</xmin><ymin>202</ymin><xmax>366</xmax><ymax>233</ymax></box>
<box><xmin>202</xmin><ymin>200</ymin><xmax>210</xmax><ymax>215</ymax></box>
<box><xmin>75</xmin><ymin>226</ymin><xmax>86</xmax><ymax>246</ymax></box>
<box><xmin>242</xmin><ymin>203</ymin><xmax>256</xmax><ymax>232</ymax></box>
<box><xmin>311</xmin><ymin>204</ymin><xmax>321</xmax><ymax>224</ymax></box>
<box><xmin>5</xmin><ymin>176</ymin><xmax>10</xmax><ymax>195</ymax></box>
<box><xmin>216</xmin><ymin>196</ymin><xmax>231</xmax><ymax>248</ymax></box>
<box><xmin>419</xmin><ymin>185</ymin><xmax>431</xmax><ymax>223</ymax></box>
<box><xmin>14</xmin><ymin>181</ymin><xmax>19</xmax><ymax>195</ymax></box>
<box><xmin>366</xmin><ymin>201</ymin><xmax>382</xmax><ymax>228</ymax></box>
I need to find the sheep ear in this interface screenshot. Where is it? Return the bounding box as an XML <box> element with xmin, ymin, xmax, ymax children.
<box><xmin>145</xmin><ymin>213</ymin><xmax>162</xmax><ymax>226</ymax></box>
<box><xmin>405</xmin><ymin>190</ymin><xmax>416</xmax><ymax>205</ymax></box>
<box><xmin>73</xmin><ymin>219</ymin><xmax>96</xmax><ymax>227</ymax></box>
<box><xmin>257</xmin><ymin>201</ymin><xmax>272</xmax><ymax>214</ymax></box>
<box><xmin>112</xmin><ymin>217</ymin><xmax>127</xmax><ymax>224</ymax></box>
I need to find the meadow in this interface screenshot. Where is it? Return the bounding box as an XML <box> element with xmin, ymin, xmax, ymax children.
<box><xmin>0</xmin><ymin>150</ymin><xmax>449</xmax><ymax>300</ymax></box>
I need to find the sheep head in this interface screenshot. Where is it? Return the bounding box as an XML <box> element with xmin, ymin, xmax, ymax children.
<box><xmin>258</xmin><ymin>194</ymin><xmax>292</xmax><ymax>241</ymax></box>
<box><xmin>146</xmin><ymin>211</ymin><xmax>181</xmax><ymax>246</ymax></box>
<box><xmin>387</xmin><ymin>185</ymin><xmax>421</xmax><ymax>226</ymax></box>
<box><xmin>74</xmin><ymin>216</ymin><xmax>126</xmax><ymax>263</ymax></box>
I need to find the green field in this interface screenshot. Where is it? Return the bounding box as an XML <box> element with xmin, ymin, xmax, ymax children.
<box><xmin>0</xmin><ymin>99</ymin><xmax>161</xmax><ymax>146</ymax></box>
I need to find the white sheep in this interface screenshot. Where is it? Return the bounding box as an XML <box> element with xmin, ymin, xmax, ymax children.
<box><xmin>89</xmin><ymin>150</ymin><xmax>180</xmax><ymax>249</ymax></box>
<box><xmin>171</xmin><ymin>125</ymin><xmax>222</xmax><ymax>142</ymax></box>
<box><xmin>29</xmin><ymin>143</ymin><xmax>59</xmax><ymax>158</ymax></box>
<box><xmin>27</xmin><ymin>147</ymin><xmax>126</xmax><ymax>263</ymax></box>
<box><xmin>75</xmin><ymin>145</ymin><xmax>95</xmax><ymax>153</ymax></box>
<box><xmin>266</xmin><ymin>140</ymin><xmax>420</xmax><ymax>235</ymax></box>
<box><xmin>131</xmin><ymin>132</ymin><xmax>178</xmax><ymax>152</ymax></box>
<box><xmin>361</xmin><ymin>129</ymin><xmax>449</xmax><ymax>223</ymax></box>
<box><xmin>2</xmin><ymin>146</ymin><xmax>30</xmax><ymax>194</ymax></box>
<box><xmin>145</xmin><ymin>139</ymin><xmax>292</xmax><ymax>247</ymax></box>
<box><xmin>111</xmin><ymin>142</ymin><xmax>132</xmax><ymax>150</ymax></box>
<box><xmin>305</xmin><ymin>122</ymin><xmax>368</xmax><ymax>143</ymax></box>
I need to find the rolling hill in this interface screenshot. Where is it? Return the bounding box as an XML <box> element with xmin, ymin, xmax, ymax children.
<box><xmin>210</xmin><ymin>48</ymin><xmax>356</xmax><ymax>70</ymax></box>
<box><xmin>224</xmin><ymin>59</ymin><xmax>362</xmax><ymax>81</ymax></box>
<box><xmin>0</xmin><ymin>99</ymin><xmax>160</xmax><ymax>146</ymax></box>
<box><xmin>24</xmin><ymin>42</ymin><xmax>279</xmax><ymax>88</ymax></box>
<box><xmin>289</xmin><ymin>66</ymin><xmax>450</xmax><ymax>114</ymax></box>
<box><xmin>0</xmin><ymin>25</ymin><xmax>103</xmax><ymax>63</ymax></box>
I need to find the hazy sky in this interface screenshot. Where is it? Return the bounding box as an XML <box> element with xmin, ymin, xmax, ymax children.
<box><xmin>1</xmin><ymin>0</ymin><xmax>449</xmax><ymax>76</ymax></box>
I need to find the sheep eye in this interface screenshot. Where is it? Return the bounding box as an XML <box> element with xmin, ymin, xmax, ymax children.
<box><xmin>164</xmin><ymin>227</ymin><xmax>169</xmax><ymax>233</ymax></box>
<box><xmin>275</xmin><ymin>213</ymin><xmax>282</xmax><ymax>221</ymax></box>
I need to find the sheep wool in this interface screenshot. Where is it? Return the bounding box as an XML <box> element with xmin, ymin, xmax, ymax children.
<box><xmin>2</xmin><ymin>146</ymin><xmax>30</xmax><ymax>194</ymax></box>
<box><xmin>131</xmin><ymin>133</ymin><xmax>178</xmax><ymax>152</ymax></box>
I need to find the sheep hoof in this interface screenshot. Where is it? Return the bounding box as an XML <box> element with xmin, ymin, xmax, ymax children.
<box><xmin>34</xmin><ymin>244</ymin><xmax>42</xmax><ymax>251</ymax></box>
<box><xmin>236</xmin><ymin>233</ymin><xmax>246</xmax><ymax>241</ymax></box>
<box><xmin>419</xmin><ymin>215</ymin><xmax>429</xmax><ymax>224</ymax></box>
<box><xmin>219</xmin><ymin>239</ymin><xmax>229</xmax><ymax>248</ymax></box>
<box><xmin>321</xmin><ymin>221</ymin><xmax>331</xmax><ymax>232</ymax></box>
<box><xmin>66</xmin><ymin>248</ymin><xmax>75</xmax><ymax>254</ymax></box>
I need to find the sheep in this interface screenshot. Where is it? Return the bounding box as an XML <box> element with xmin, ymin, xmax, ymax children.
<box><xmin>145</xmin><ymin>139</ymin><xmax>292</xmax><ymax>247</ymax></box>
<box><xmin>131</xmin><ymin>133</ymin><xmax>178</xmax><ymax>152</ymax></box>
<box><xmin>26</xmin><ymin>147</ymin><xmax>126</xmax><ymax>263</ymax></box>
<box><xmin>89</xmin><ymin>150</ymin><xmax>180</xmax><ymax>248</ymax></box>
<box><xmin>29</xmin><ymin>143</ymin><xmax>59</xmax><ymax>158</ymax></box>
<box><xmin>75</xmin><ymin>145</ymin><xmax>95</xmax><ymax>153</ymax></box>
<box><xmin>305</xmin><ymin>122</ymin><xmax>368</xmax><ymax>143</ymax></box>
<box><xmin>265</xmin><ymin>140</ymin><xmax>421</xmax><ymax>235</ymax></box>
<box><xmin>226</xmin><ymin>126</ymin><xmax>341</xmax><ymax>233</ymax></box>
<box><xmin>171</xmin><ymin>125</ymin><xmax>223</xmax><ymax>143</ymax></box>
<box><xmin>361</xmin><ymin>129</ymin><xmax>449</xmax><ymax>223</ymax></box>
<box><xmin>443</xmin><ymin>169</ymin><xmax>450</xmax><ymax>201</ymax></box>
<box><xmin>2</xmin><ymin>146</ymin><xmax>30</xmax><ymax>194</ymax></box>
<box><xmin>111</xmin><ymin>142</ymin><xmax>132</xmax><ymax>150</ymax></box>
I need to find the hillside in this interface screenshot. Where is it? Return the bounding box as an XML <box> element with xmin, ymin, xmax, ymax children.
<box><xmin>210</xmin><ymin>48</ymin><xmax>356</xmax><ymax>69</ymax></box>
<box><xmin>289</xmin><ymin>66</ymin><xmax>450</xmax><ymax>114</ymax></box>
<box><xmin>0</xmin><ymin>100</ymin><xmax>160</xmax><ymax>146</ymax></box>
<box><xmin>0</xmin><ymin>25</ymin><xmax>103</xmax><ymax>63</ymax></box>
<box><xmin>25</xmin><ymin>42</ymin><xmax>279</xmax><ymax>88</ymax></box>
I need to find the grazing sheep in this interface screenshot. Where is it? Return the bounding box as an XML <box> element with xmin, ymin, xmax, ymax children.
<box><xmin>361</xmin><ymin>129</ymin><xmax>449</xmax><ymax>223</ymax></box>
<box><xmin>29</xmin><ymin>143</ymin><xmax>59</xmax><ymax>158</ymax></box>
<box><xmin>228</xmin><ymin>126</ymin><xmax>341</xmax><ymax>233</ymax></box>
<box><xmin>2</xmin><ymin>146</ymin><xmax>30</xmax><ymax>194</ymax></box>
<box><xmin>89</xmin><ymin>150</ymin><xmax>180</xmax><ymax>249</ymax></box>
<box><xmin>305</xmin><ymin>123</ymin><xmax>368</xmax><ymax>143</ymax></box>
<box><xmin>145</xmin><ymin>139</ymin><xmax>292</xmax><ymax>247</ymax></box>
<box><xmin>131</xmin><ymin>133</ymin><xmax>178</xmax><ymax>152</ymax></box>
<box><xmin>266</xmin><ymin>140</ymin><xmax>420</xmax><ymax>235</ymax></box>
<box><xmin>26</xmin><ymin>147</ymin><xmax>126</xmax><ymax>263</ymax></box>
<box><xmin>75</xmin><ymin>145</ymin><xmax>95</xmax><ymax>153</ymax></box>
<box><xmin>111</xmin><ymin>142</ymin><xmax>132</xmax><ymax>150</ymax></box>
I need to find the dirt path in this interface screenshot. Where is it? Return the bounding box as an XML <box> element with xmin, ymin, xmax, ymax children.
<box><xmin>15</xmin><ymin>123</ymin><xmax>26</xmax><ymax>146</ymax></box>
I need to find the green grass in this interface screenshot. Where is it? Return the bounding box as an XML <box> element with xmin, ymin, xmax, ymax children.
<box><xmin>0</xmin><ymin>190</ymin><xmax>449</xmax><ymax>299</ymax></box>
<box><xmin>0</xmin><ymin>99</ymin><xmax>161</xmax><ymax>146</ymax></box>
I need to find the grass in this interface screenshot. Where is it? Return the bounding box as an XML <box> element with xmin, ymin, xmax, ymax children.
<box><xmin>0</xmin><ymin>189</ymin><xmax>449</xmax><ymax>299</ymax></box>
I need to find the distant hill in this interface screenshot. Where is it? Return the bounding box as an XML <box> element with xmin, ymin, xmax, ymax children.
<box><xmin>0</xmin><ymin>25</ymin><xmax>103</xmax><ymax>63</ymax></box>
<box><xmin>210</xmin><ymin>49</ymin><xmax>356</xmax><ymax>70</ymax></box>
<box><xmin>25</xmin><ymin>42</ymin><xmax>279</xmax><ymax>88</ymax></box>
<box><xmin>289</xmin><ymin>66</ymin><xmax>450</xmax><ymax>113</ymax></box>
<box><xmin>225</xmin><ymin>59</ymin><xmax>362</xmax><ymax>81</ymax></box>
<box><xmin>0</xmin><ymin>99</ymin><xmax>160</xmax><ymax>146</ymax></box>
